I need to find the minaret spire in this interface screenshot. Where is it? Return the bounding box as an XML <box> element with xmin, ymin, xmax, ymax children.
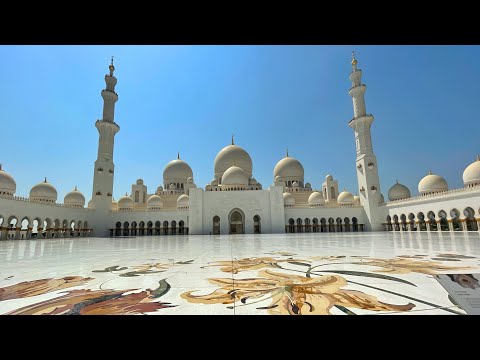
<box><xmin>286</xmin><ymin>147</ymin><xmax>289</xmax><ymax>157</ymax></box>
<box><xmin>178</xmin><ymin>151</ymin><xmax>180</xmax><ymax>160</ymax></box>
<box><xmin>348</xmin><ymin>53</ymin><xmax>382</xmax><ymax>231</ymax></box>
<box><xmin>231</xmin><ymin>133</ymin><xmax>235</xmax><ymax>145</ymax></box>
<box><xmin>109</xmin><ymin>56</ymin><xmax>115</xmax><ymax>76</ymax></box>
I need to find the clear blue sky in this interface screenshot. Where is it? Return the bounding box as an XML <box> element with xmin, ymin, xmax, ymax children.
<box><xmin>1</xmin><ymin>45</ymin><xmax>479</xmax><ymax>202</ymax></box>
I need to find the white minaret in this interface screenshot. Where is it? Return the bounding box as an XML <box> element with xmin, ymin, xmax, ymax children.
<box><xmin>348</xmin><ymin>52</ymin><xmax>383</xmax><ymax>231</ymax></box>
<box><xmin>91</xmin><ymin>57</ymin><xmax>120</xmax><ymax>211</ymax></box>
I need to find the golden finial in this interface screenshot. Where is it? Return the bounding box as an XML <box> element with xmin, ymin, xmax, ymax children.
<box><xmin>231</xmin><ymin>133</ymin><xmax>235</xmax><ymax>145</ymax></box>
<box><xmin>109</xmin><ymin>56</ymin><xmax>115</xmax><ymax>74</ymax></box>
<box><xmin>351</xmin><ymin>51</ymin><xmax>358</xmax><ymax>67</ymax></box>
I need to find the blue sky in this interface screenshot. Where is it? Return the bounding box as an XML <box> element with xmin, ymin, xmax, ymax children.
<box><xmin>1</xmin><ymin>45</ymin><xmax>479</xmax><ymax>202</ymax></box>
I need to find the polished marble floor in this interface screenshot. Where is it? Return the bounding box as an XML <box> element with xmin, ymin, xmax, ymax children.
<box><xmin>1</xmin><ymin>232</ymin><xmax>480</xmax><ymax>315</ymax></box>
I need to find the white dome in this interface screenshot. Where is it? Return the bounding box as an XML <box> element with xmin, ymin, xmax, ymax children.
<box><xmin>283</xmin><ymin>192</ymin><xmax>295</xmax><ymax>206</ymax></box>
<box><xmin>337</xmin><ymin>190</ymin><xmax>354</xmax><ymax>204</ymax></box>
<box><xmin>308</xmin><ymin>191</ymin><xmax>325</xmax><ymax>206</ymax></box>
<box><xmin>0</xmin><ymin>165</ymin><xmax>16</xmax><ymax>195</ymax></box>
<box><xmin>388</xmin><ymin>181</ymin><xmax>411</xmax><ymax>201</ymax></box>
<box><xmin>222</xmin><ymin>165</ymin><xmax>249</xmax><ymax>186</ymax></box>
<box><xmin>30</xmin><ymin>178</ymin><xmax>58</xmax><ymax>203</ymax></box>
<box><xmin>118</xmin><ymin>194</ymin><xmax>133</xmax><ymax>210</ymax></box>
<box><xmin>305</xmin><ymin>182</ymin><xmax>311</xmax><ymax>188</ymax></box>
<box><xmin>64</xmin><ymin>187</ymin><xmax>85</xmax><ymax>208</ymax></box>
<box><xmin>250</xmin><ymin>177</ymin><xmax>258</xmax><ymax>185</ymax></box>
<box><xmin>147</xmin><ymin>194</ymin><xmax>163</xmax><ymax>209</ymax></box>
<box><xmin>157</xmin><ymin>186</ymin><xmax>163</xmax><ymax>192</ymax></box>
<box><xmin>273</xmin><ymin>156</ymin><xmax>304</xmax><ymax>180</ymax></box>
<box><xmin>354</xmin><ymin>195</ymin><xmax>360</xmax><ymax>203</ymax></box>
<box><xmin>463</xmin><ymin>156</ymin><xmax>480</xmax><ymax>187</ymax></box>
<box><xmin>418</xmin><ymin>171</ymin><xmax>448</xmax><ymax>195</ymax></box>
<box><xmin>214</xmin><ymin>144</ymin><xmax>253</xmax><ymax>179</ymax></box>
<box><xmin>163</xmin><ymin>159</ymin><xmax>193</xmax><ymax>181</ymax></box>
<box><xmin>325</xmin><ymin>174</ymin><xmax>333</xmax><ymax>181</ymax></box>
<box><xmin>177</xmin><ymin>194</ymin><xmax>189</xmax><ymax>207</ymax></box>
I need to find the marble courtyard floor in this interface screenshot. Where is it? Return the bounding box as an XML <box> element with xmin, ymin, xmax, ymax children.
<box><xmin>1</xmin><ymin>232</ymin><xmax>480</xmax><ymax>315</ymax></box>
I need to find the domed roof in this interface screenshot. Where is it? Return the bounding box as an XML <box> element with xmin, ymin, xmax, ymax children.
<box><xmin>325</xmin><ymin>174</ymin><xmax>333</xmax><ymax>181</ymax></box>
<box><xmin>308</xmin><ymin>191</ymin><xmax>325</xmax><ymax>205</ymax></box>
<box><xmin>222</xmin><ymin>165</ymin><xmax>249</xmax><ymax>186</ymax></box>
<box><xmin>177</xmin><ymin>194</ymin><xmax>189</xmax><ymax>207</ymax></box>
<box><xmin>463</xmin><ymin>156</ymin><xmax>480</xmax><ymax>186</ymax></box>
<box><xmin>283</xmin><ymin>192</ymin><xmax>295</xmax><ymax>206</ymax></box>
<box><xmin>214</xmin><ymin>144</ymin><xmax>253</xmax><ymax>178</ymax></box>
<box><xmin>157</xmin><ymin>186</ymin><xmax>163</xmax><ymax>192</ymax></box>
<box><xmin>112</xmin><ymin>198</ymin><xmax>118</xmax><ymax>205</ymax></box>
<box><xmin>147</xmin><ymin>194</ymin><xmax>163</xmax><ymax>208</ymax></box>
<box><xmin>337</xmin><ymin>190</ymin><xmax>354</xmax><ymax>204</ymax></box>
<box><xmin>305</xmin><ymin>182</ymin><xmax>311</xmax><ymax>188</ymax></box>
<box><xmin>64</xmin><ymin>186</ymin><xmax>85</xmax><ymax>207</ymax></box>
<box><xmin>388</xmin><ymin>181</ymin><xmax>411</xmax><ymax>201</ymax></box>
<box><xmin>250</xmin><ymin>177</ymin><xmax>258</xmax><ymax>185</ymax></box>
<box><xmin>30</xmin><ymin>178</ymin><xmax>58</xmax><ymax>202</ymax></box>
<box><xmin>0</xmin><ymin>165</ymin><xmax>16</xmax><ymax>194</ymax></box>
<box><xmin>273</xmin><ymin>156</ymin><xmax>304</xmax><ymax>180</ymax></box>
<box><xmin>118</xmin><ymin>193</ymin><xmax>133</xmax><ymax>208</ymax></box>
<box><xmin>163</xmin><ymin>157</ymin><xmax>193</xmax><ymax>181</ymax></box>
<box><xmin>136</xmin><ymin>178</ymin><xmax>144</xmax><ymax>185</ymax></box>
<box><xmin>418</xmin><ymin>171</ymin><xmax>448</xmax><ymax>194</ymax></box>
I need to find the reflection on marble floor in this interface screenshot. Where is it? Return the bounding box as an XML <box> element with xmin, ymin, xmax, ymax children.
<box><xmin>1</xmin><ymin>232</ymin><xmax>480</xmax><ymax>315</ymax></box>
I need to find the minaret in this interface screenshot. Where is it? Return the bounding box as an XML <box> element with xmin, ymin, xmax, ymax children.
<box><xmin>348</xmin><ymin>52</ymin><xmax>383</xmax><ymax>230</ymax></box>
<box><xmin>91</xmin><ymin>57</ymin><xmax>120</xmax><ymax>210</ymax></box>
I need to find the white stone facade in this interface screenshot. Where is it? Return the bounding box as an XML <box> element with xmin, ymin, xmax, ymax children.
<box><xmin>1</xmin><ymin>54</ymin><xmax>480</xmax><ymax>239</ymax></box>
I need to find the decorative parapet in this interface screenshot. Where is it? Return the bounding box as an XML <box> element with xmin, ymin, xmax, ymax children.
<box><xmin>0</xmin><ymin>193</ymin><xmax>94</xmax><ymax>211</ymax></box>
<box><xmin>385</xmin><ymin>185</ymin><xmax>480</xmax><ymax>206</ymax></box>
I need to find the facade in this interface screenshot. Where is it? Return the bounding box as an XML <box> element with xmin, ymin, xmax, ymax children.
<box><xmin>1</xmin><ymin>53</ymin><xmax>480</xmax><ymax>239</ymax></box>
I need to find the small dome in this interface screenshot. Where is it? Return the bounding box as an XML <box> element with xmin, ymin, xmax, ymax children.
<box><xmin>292</xmin><ymin>181</ymin><xmax>300</xmax><ymax>187</ymax></box>
<box><xmin>388</xmin><ymin>181</ymin><xmax>411</xmax><ymax>201</ymax></box>
<box><xmin>163</xmin><ymin>159</ymin><xmax>193</xmax><ymax>182</ymax></box>
<box><xmin>222</xmin><ymin>165</ymin><xmax>249</xmax><ymax>186</ymax></box>
<box><xmin>169</xmin><ymin>183</ymin><xmax>177</xmax><ymax>190</ymax></box>
<box><xmin>30</xmin><ymin>178</ymin><xmax>58</xmax><ymax>203</ymax></box>
<box><xmin>325</xmin><ymin>174</ymin><xmax>333</xmax><ymax>181</ymax></box>
<box><xmin>418</xmin><ymin>171</ymin><xmax>448</xmax><ymax>195</ymax></box>
<box><xmin>463</xmin><ymin>156</ymin><xmax>480</xmax><ymax>187</ymax></box>
<box><xmin>273</xmin><ymin>156</ymin><xmax>304</xmax><ymax>181</ymax></box>
<box><xmin>118</xmin><ymin>194</ymin><xmax>133</xmax><ymax>210</ymax></box>
<box><xmin>64</xmin><ymin>187</ymin><xmax>85</xmax><ymax>208</ymax></box>
<box><xmin>214</xmin><ymin>144</ymin><xmax>253</xmax><ymax>179</ymax></box>
<box><xmin>305</xmin><ymin>182</ymin><xmax>311</xmax><ymax>188</ymax></box>
<box><xmin>0</xmin><ymin>165</ymin><xmax>16</xmax><ymax>196</ymax></box>
<box><xmin>157</xmin><ymin>186</ymin><xmax>163</xmax><ymax>192</ymax></box>
<box><xmin>353</xmin><ymin>195</ymin><xmax>360</xmax><ymax>203</ymax></box>
<box><xmin>308</xmin><ymin>191</ymin><xmax>325</xmax><ymax>206</ymax></box>
<box><xmin>250</xmin><ymin>177</ymin><xmax>258</xmax><ymax>185</ymax></box>
<box><xmin>177</xmin><ymin>194</ymin><xmax>189</xmax><ymax>208</ymax></box>
<box><xmin>337</xmin><ymin>190</ymin><xmax>354</xmax><ymax>204</ymax></box>
<box><xmin>136</xmin><ymin>178</ymin><xmax>144</xmax><ymax>185</ymax></box>
<box><xmin>147</xmin><ymin>194</ymin><xmax>163</xmax><ymax>209</ymax></box>
<box><xmin>283</xmin><ymin>192</ymin><xmax>295</xmax><ymax>206</ymax></box>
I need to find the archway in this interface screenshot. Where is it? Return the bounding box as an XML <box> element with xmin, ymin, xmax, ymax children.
<box><xmin>344</xmin><ymin>217</ymin><xmax>350</xmax><ymax>232</ymax></box>
<box><xmin>288</xmin><ymin>218</ymin><xmax>295</xmax><ymax>233</ymax></box>
<box><xmin>464</xmin><ymin>207</ymin><xmax>478</xmax><ymax>231</ymax></box>
<box><xmin>328</xmin><ymin>218</ymin><xmax>335</xmax><ymax>232</ymax></box>
<box><xmin>408</xmin><ymin>213</ymin><xmax>415</xmax><ymax>231</ymax></box>
<box><xmin>427</xmin><ymin>211</ymin><xmax>437</xmax><ymax>231</ymax></box>
<box><xmin>131</xmin><ymin>221</ymin><xmax>138</xmax><ymax>236</ymax></box>
<box><xmin>417</xmin><ymin>213</ymin><xmax>426</xmax><ymax>231</ymax></box>
<box><xmin>450</xmin><ymin>209</ymin><xmax>461</xmax><ymax>231</ymax></box>
<box><xmin>179</xmin><ymin>220</ymin><xmax>185</xmax><ymax>235</ymax></box>
<box><xmin>139</xmin><ymin>221</ymin><xmax>145</xmax><ymax>236</ymax></box>
<box><xmin>115</xmin><ymin>222</ymin><xmax>121</xmax><ymax>236</ymax></box>
<box><xmin>171</xmin><ymin>221</ymin><xmax>177</xmax><ymax>235</ymax></box>
<box><xmin>253</xmin><ymin>215</ymin><xmax>261</xmax><ymax>234</ymax></box>
<box><xmin>386</xmin><ymin>215</ymin><xmax>392</xmax><ymax>231</ymax></box>
<box><xmin>147</xmin><ymin>221</ymin><xmax>153</xmax><ymax>236</ymax></box>
<box><xmin>229</xmin><ymin>209</ymin><xmax>244</xmax><ymax>234</ymax></box>
<box><xmin>155</xmin><ymin>221</ymin><xmax>161</xmax><ymax>235</ymax></box>
<box><xmin>393</xmin><ymin>215</ymin><xmax>399</xmax><ymax>231</ymax></box>
<box><xmin>213</xmin><ymin>216</ymin><xmax>220</xmax><ymax>235</ymax></box>
<box><xmin>400</xmin><ymin>214</ymin><xmax>407</xmax><ymax>231</ymax></box>
<box><xmin>296</xmin><ymin>218</ymin><xmax>303</xmax><ymax>233</ymax></box>
<box><xmin>320</xmin><ymin>218</ymin><xmax>327</xmax><ymax>232</ymax></box>
<box><xmin>352</xmin><ymin>217</ymin><xmax>358</xmax><ymax>232</ymax></box>
<box><xmin>312</xmin><ymin>218</ymin><xmax>319</xmax><ymax>233</ymax></box>
<box><xmin>438</xmin><ymin>210</ymin><xmax>449</xmax><ymax>231</ymax></box>
<box><xmin>163</xmin><ymin>221</ymin><xmax>169</xmax><ymax>235</ymax></box>
<box><xmin>304</xmin><ymin>218</ymin><xmax>311</xmax><ymax>233</ymax></box>
<box><xmin>336</xmin><ymin>217</ymin><xmax>343</xmax><ymax>232</ymax></box>
<box><xmin>123</xmin><ymin>222</ymin><xmax>129</xmax><ymax>236</ymax></box>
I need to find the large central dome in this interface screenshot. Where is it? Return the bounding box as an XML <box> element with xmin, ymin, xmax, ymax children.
<box><xmin>273</xmin><ymin>155</ymin><xmax>304</xmax><ymax>180</ymax></box>
<box><xmin>163</xmin><ymin>158</ymin><xmax>193</xmax><ymax>182</ymax></box>
<box><xmin>214</xmin><ymin>143</ymin><xmax>252</xmax><ymax>179</ymax></box>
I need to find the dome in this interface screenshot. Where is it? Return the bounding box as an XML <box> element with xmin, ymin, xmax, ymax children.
<box><xmin>64</xmin><ymin>186</ymin><xmax>85</xmax><ymax>208</ymax></box>
<box><xmin>353</xmin><ymin>195</ymin><xmax>360</xmax><ymax>203</ymax></box>
<box><xmin>157</xmin><ymin>186</ymin><xmax>163</xmax><ymax>192</ymax></box>
<box><xmin>337</xmin><ymin>190</ymin><xmax>354</xmax><ymax>204</ymax></box>
<box><xmin>177</xmin><ymin>194</ymin><xmax>189</xmax><ymax>208</ymax></box>
<box><xmin>0</xmin><ymin>165</ymin><xmax>16</xmax><ymax>196</ymax></box>
<box><xmin>169</xmin><ymin>183</ymin><xmax>177</xmax><ymax>190</ymax></box>
<box><xmin>463</xmin><ymin>156</ymin><xmax>480</xmax><ymax>187</ymax></box>
<box><xmin>136</xmin><ymin>178</ymin><xmax>144</xmax><ymax>185</ymax></box>
<box><xmin>305</xmin><ymin>182</ymin><xmax>311</xmax><ymax>188</ymax></box>
<box><xmin>214</xmin><ymin>144</ymin><xmax>253</xmax><ymax>179</ymax></box>
<box><xmin>221</xmin><ymin>165</ymin><xmax>249</xmax><ymax>186</ymax></box>
<box><xmin>325</xmin><ymin>174</ymin><xmax>333</xmax><ymax>181</ymax></box>
<box><xmin>273</xmin><ymin>156</ymin><xmax>304</xmax><ymax>180</ymax></box>
<box><xmin>283</xmin><ymin>192</ymin><xmax>295</xmax><ymax>206</ymax></box>
<box><xmin>118</xmin><ymin>194</ymin><xmax>133</xmax><ymax>210</ymax></box>
<box><xmin>308</xmin><ymin>191</ymin><xmax>325</xmax><ymax>206</ymax></box>
<box><xmin>250</xmin><ymin>177</ymin><xmax>258</xmax><ymax>185</ymax></box>
<box><xmin>30</xmin><ymin>178</ymin><xmax>58</xmax><ymax>203</ymax></box>
<box><xmin>147</xmin><ymin>194</ymin><xmax>163</xmax><ymax>209</ymax></box>
<box><xmin>388</xmin><ymin>181</ymin><xmax>411</xmax><ymax>201</ymax></box>
<box><xmin>163</xmin><ymin>159</ymin><xmax>193</xmax><ymax>181</ymax></box>
<box><xmin>418</xmin><ymin>171</ymin><xmax>448</xmax><ymax>195</ymax></box>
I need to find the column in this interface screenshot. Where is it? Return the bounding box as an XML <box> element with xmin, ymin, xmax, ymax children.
<box><xmin>425</xmin><ymin>221</ymin><xmax>431</xmax><ymax>232</ymax></box>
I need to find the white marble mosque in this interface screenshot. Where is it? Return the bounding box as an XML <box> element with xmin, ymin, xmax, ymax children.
<box><xmin>1</xmin><ymin>53</ymin><xmax>480</xmax><ymax>241</ymax></box>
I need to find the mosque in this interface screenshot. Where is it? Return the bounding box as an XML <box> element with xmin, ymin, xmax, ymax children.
<box><xmin>1</xmin><ymin>54</ymin><xmax>480</xmax><ymax>239</ymax></box>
